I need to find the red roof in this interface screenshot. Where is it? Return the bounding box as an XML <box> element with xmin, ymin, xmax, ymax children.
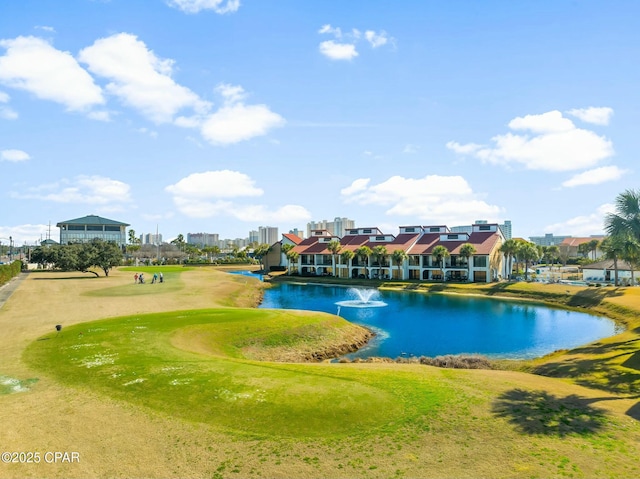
<box><xmin>282</xmin><ymin>233</ymin><xmax>303</xmax><ymax>245</ymax></box>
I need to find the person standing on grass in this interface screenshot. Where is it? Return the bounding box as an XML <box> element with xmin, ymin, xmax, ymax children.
<box><xmin>134</xmin><ymin>273</ymin><xmax>138</xmax><ymax>284</ymax></box>
<box><xmin>159</xmin><ymin>272</ymin><xmax>164</xmax><ymax>283</ymax></box>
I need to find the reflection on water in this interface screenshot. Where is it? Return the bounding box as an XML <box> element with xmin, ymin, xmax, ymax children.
<box><xmin>259</xmin><ymin>283</ymin><xmax>618</xmax><ymax>360</ymax></box>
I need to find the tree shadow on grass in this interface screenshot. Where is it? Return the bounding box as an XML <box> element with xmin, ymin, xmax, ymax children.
<box><xmin>492</xmin><ymin>389</ymin><xmax>609</xmax><ymax>436</ymax></box>
<box><xmin>566</xmin><ymin>287</ymin><xmax>624</xmax><ymax>307</ymax></box>
<box><xmin>532</xmin><ymin>353</ymin><xmax>640</xmax><ymax>395</ymax></box>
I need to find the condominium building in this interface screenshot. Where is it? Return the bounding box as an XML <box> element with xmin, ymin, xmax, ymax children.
<box><xmin>306</xmin><ymin>217</ymin><xmax>355</xmax><ymax>238</ymax></box>
<box><xmin>187</xmin><ymin>232</ymin><xmax>219</xmax><ymax>247</ymax></box>
<box><xmin>141</xmin><ymin>233</ymin><xmax>163</xmax><ymax>245</ymax></box>
<box><xmin>258</xmin><ymin>226</ymin><xmax>279</xmax><ymax>245</ymax></box>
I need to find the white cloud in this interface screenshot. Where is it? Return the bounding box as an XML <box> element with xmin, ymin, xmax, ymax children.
<box><xmin>0</xmin><ymin>106</ymin><xmax>17</xmax><ymax>119</ymax></box>
<box><xmin>508</xmin><ymin>110</ymin><xmax>574</xmax><ymax>133</ymax></box>
<box><xmin>365</xmin><ymin>30</ymin><xmax>390</xmax><ymax>48</ymax></box>
<box><xmin>11</xmin><ymin>175</ymin><xmax>131</xmax><ymax>204</ymax></box>
<box><xmin>215</xmin><ymin>83</ymin><xmax>247</xmax><ymax>104</ymax></box>
<box><xmin>200</xmin><ymin>103</ymin><xmax>285</xmax><ymax>145</ymax></box>
<box><xmin>318</xmin><ymin>24</ymin><xmax>342</xmax><ymax>37</ymax></box>
<box><xmin>0</xmin><ymin>223</ymin><xmax>56</xmax><ymax>245</ymax></box>
<box><xmin>35</xmin><ymin>26</ymin><xmax>56</xmax><ymax>33</ymax></box>
<box><xmin>1</xmin><ymin>149</ymin><xmax>30</xmax><ymax>162</ymax></box>
<box><xmin>341</xmin><ymin>175</ymin><xmax>502</xmax><ymax>224</ymax></box>
<box><xmin>319</xmin><ymin>40</ymin><xmax>358</xmax><ymax>61</ymax></box>
<box><xmin>567</xmin><ymin>107</ymin><xmax>614</xmax><ymax>126</ymax></box>
<box><xmin>451</xmin><ymin>110</ymin><xmax>614</xmax><ymax>172</ymax></box>
<box><xmin>446</xmin><ymin>141</ymin><xmax>483</xmax><ymax>155</ymax></box>
<box><xmin>0</xmin><ymin>91</ymin><xmax>9</xmax><ymax>102</ymax></box>
<box><xmin>166</xmin><ymin>0</ymin><xmax>240</xmax><ymax>14</ymax></box>
<box><xmin>0</xmin><ymin>36</ymin><xmax>104</xmax><ymax>111</ymax></box>
<box><xmin>562</xmin><ymin>166</ymin><xmax>626</xmax><ymax>188</ymax></box>
<box><xmin>165</xmin><ymin>170</ymin><xmax>264</xmax><ymax>199</ymax></box>
<box><xmin>544</xmin><ymin>204</ymin><xmax>614</xmax><ymax>236</ymax></box>
<box><xmin>78</xmin><ymin>33</ymin><xmax>210</xmax><ymax>123</ymax></box>
<box><xmin>166</xmin><ymin>170</ymin><xmax>310</xmax><ymax>222</ymax></box>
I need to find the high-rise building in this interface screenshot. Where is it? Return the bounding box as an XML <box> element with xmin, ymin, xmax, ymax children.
<box><xmin>258</xmin><ymin>226</ymin><xmax>279</xmax><ymax>245</ymax></box>
<box><xmin>249</xmin><ymin>230</ymin><xmax>259</xmax><ymax>244</ymax></box>
<box><xmin>187</xmin><ymin>232</ymin><xmax>219</xmax><ymax>247</ymax></box>
<box><xmin>289</xmin><ymin>228</ymin><xmax>305</xmax><ymax>239</ymax></box>
<box><xmin>306</xmin><ymin>217</ymin><xmax>355</xmax><ymax>237</ymax></box>
<box><xmin>500</xmin><ymin>220</ymin><xmax>512</xmax><ymax>240</ymax></box>
<box><xmin>141</xmin><ymin>233</ymin><xmax>163</xmax><ymax>245</ymax></box>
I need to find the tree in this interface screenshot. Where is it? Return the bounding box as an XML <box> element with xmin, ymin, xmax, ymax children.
<box><xmin>355</xmin><ymin>246</ymin><xmax>372</xmax><ymax>278</ymax></box>
<box><xmin>431</xmin><ymin>245</ymin><xmax>449</xmax><ymax>281</ymax></box>
<box><xmin>500</xmin><ymin>239</ymin><xmax>519</xmax><ymax>280</ymax></box>
<box><xmin>605</xmin><ymin>189</ymin><xmax>640</xmax><ymax>243</ymax></box>
<box><xmin>281</xmin><ymin>243</ymin><xmax>294</xmax><ymax>273</ymax></box>
<box><xmin>601</xmin><ymin>235</ymin><xmax>627</xmax><ymax>286</ymax></box>
<box><xmin>587</xmin><ymin>239</ymin><xmax>600</xmax><ymax>261</ymax></box>
<box><xmin>546</xmin><ymin>245</ymin><xmax>560</xmax><ymax>270</ymax></box>
<box><xmin>286</xmin><ymin>250</ymin><xmax>299</xmax><ymax>274</ymax></box>
<box><xmin>253</xmin><ymin>243</ymin><xmax>271</xmax><ymax>272</ymax></box>
<box><xmin>88</xmin><ymin>239</ymin><xmax>123</xmax><ymax>276</ymax></box>
<box><xmin>621</xmin><ymin>236</ymin><xmax>640</xmax><ymax>285</ymax></box>
<box><xmin>391</xmin><ymin>249</ymin><xmax>408</xmax><ymax>280</ymax></box>
<box><xmin>341</xmin><ymin>250</ymin><xmax>355</xmax><ymax>278</ymax></box>
<box><xmin>171</xmin><ymin>234</ymin><xmax>186</xmax><ymax>253</ymax></box>
<box><xmin>459</xmin><ymin>243</ymin><xmax>476</xmax><ymax>281</ymax></box>
<box><xmin>327</xmin><ymin>239</ymin><xmax>342</xmax><ymax>277</ymax></box>
<box><xmin>517</xmin><ymin>242</ymin><xmax>539</xmax><ymax>281</ymax></box>
<box><xmin>371</xmin><ymin>245</ymin><xmax>388</xmax><ymax>279</ymax></box>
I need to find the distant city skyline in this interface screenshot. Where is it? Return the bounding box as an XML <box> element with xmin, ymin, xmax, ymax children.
<box><xmin>1</xmin><ymin>2</ymin><xmax>637</xmax><ymax>245</ymax></box>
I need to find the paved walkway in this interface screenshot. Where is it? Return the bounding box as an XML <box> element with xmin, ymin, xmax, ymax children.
<box><xmin>0</xmin><ymin>272</ymin><xmax>28</xmax><ymax>310</ymax></box>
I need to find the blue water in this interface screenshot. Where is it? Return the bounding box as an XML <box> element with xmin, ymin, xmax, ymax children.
<box><xmin>259</xmin><ymin>283</ymin><xmax>619</xmax><ymax>360</ymax></box>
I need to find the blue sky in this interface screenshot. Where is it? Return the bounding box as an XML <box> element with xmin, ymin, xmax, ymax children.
<box><xmin>1</xmin><ymin>0</ymin><xmax>638</xmax><ymax>246</ymax></box>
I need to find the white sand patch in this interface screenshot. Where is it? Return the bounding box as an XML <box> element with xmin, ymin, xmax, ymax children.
<box><xmin>123</xmin><ymin>378</ymin><xmax>146</xmax><ymax>386</ymax></box>
<box><xmin>81</xmin><ymin>353</ymin><xmax>117</xmax><ymax>368</ymax></box>
<box><xmin>86</xmin><ymin>328</ymin><xmax>107</xmax><ymax>332</ymax></box>
<box><xmin>134</xmin><ymin>326</ymin><xmax>148</xmax><ymax>330</ymax></box>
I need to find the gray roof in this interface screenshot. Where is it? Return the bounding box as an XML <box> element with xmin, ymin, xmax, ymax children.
<box><xmin>56</xmin><ymin>215</ymin><xmax>129</xmax><ymax>227</ymax></box>
<box><xmin>582</xmin><ymin>259</ymin><xmax>635</xmax><ymax>271</ymax></box>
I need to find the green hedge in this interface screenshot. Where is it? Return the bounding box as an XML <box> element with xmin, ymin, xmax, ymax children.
<box><xmin>0</xmin><ymin>261</ymin><xmax>22</xmax><ymax>287</ymax></box>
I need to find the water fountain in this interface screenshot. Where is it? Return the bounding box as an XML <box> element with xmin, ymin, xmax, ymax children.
<box><xmin>335</xmin><ymin>288</ymin><xmax>387</xmax><ymax>308</ymax></box>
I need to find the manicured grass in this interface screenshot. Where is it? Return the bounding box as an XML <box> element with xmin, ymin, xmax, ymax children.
<box><xmin>23</xmin><ymin>308</ymin><xmax>444</xmax><ymax>438</ymax></box>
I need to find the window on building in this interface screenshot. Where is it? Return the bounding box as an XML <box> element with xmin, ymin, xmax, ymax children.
<box><xmin>473</xmin><ymin>256</ymin><xmax>487</xmax><ymax>267</ymax></box>
<box><xmin>429</xmin><ymin>227</ymin><xmax>440</xmax><ymax>232</ymax></box>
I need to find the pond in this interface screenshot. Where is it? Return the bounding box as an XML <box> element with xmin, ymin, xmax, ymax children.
<box><xmin>258</xmin><ymin>282</ymin><xmax>620</xmax><ymax>360</ymax></box>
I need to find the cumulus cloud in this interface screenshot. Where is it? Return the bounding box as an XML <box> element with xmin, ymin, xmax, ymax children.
<box><xmin>166</xmin><ymin>170</ymin><xmax>310</xmax><ymax>221</ymax></box>
<box><xmin>201</xmin><ymin>103</ymin><xmax>285</xmax><ymax>145</ymax></box>
<box><xmin>318</xmin><ymin>24</ymin><xmax>394</xmax><ymax>61</ymax></box>
<box><xmin>78</xmin><ymin>33</ymin><xmax>210</xmax><ymax>123</ymax></box>
<box><xmin>11</xmin><ymin>175</ymin><xmax>131</xmax><ymax>204</ymax></box>
<box><xmin>319</xmin><ymin>40</ymin><xmax>358</xmax><ymax>61</ymax></box>
<box><xmin>544</xmin><ymin>204</ymin><xmax>614</xmax><ymax>236</ymax></box>
<box><xmin>567</xmin><ymin>106</ymin><xmax>614</xmax><ymax>126</ymax></box>
<box><xmin>0</xmin><ymin>91</ymin><xmax>18</xmax><ymax>119</ymax></box>
<box><xmin>165</xmin><ymin>170</ymin><xmax>263</xmax><ymax>198</ymax></box>
<box><xmin>167</xmin><ymin>0</ymin><xmax>240</xmax><ymax>14</ymax></box>
<box><xmin>0</xmin><ymin>36</ymin><xmax>104</xmax><ymax>111</ymax></box>
<box><xmin>365</xmin><ymin>30</ymin><xmax>390</xmax><ymax>48</ymax></box>
<box><xmin>562</xmin><ymin>166</ymin><xmax>626</xmax><ymax>188</ymax></box>
<box><xmin>1</xmin><ymin>149</ymin><xmax>30</xmax><ymax>162</ymax></box>
<box><xmin>341</xmin><ymin>175</ymin><xmax>502</xmax><ymax>224</ymax></box>
<box><xmin>449</xmin><ymin>110</ymin><xmax>614</xmax><ymax>172</ymax></box>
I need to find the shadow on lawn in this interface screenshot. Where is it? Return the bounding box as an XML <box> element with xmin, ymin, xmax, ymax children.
<box><xmin>492</xmin><ymin>389</ymin><xmax>610</xmax><ymax>436</ymax></box>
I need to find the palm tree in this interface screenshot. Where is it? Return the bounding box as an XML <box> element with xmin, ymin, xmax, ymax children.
<box><xmin>286</xmin><ymin>250</ymin><xmax>299</xmax><ymax>275</ymax></box>
<box><xmin>499</xmin><ymin>238</ymin><xmax>519</xmax><ymax>280</ymax></box>
<box><xmin>355</xmin><ymin>246</ymin><xmax>372</xmax><ymax>278</ymax></box>
<box><xmin>327</xmin><ymin>239</ymin><xmax>342</xmax><ymax>277</ymax></box>
<box><xmin>253</xmin><ymin>243</ymin><xmax>270</xmax><ymax>272</ymax></box>
<box><xmin>605</xmin><ymin>189</ymin><xmax>640</xmax><ymax>243</ymax></box>
<box><xmin>171</xmin><ymin>234</ymin><xmax>186</xmax><ymax>252</ymax></box>
<box><xmin>281</xmin><ymin>243</ymin><xmax>294</xmax><ymax>273</ymax></box>
<box><xmin>391</xmin><ymin>249</ymin><xmax>408</xmax><ymax>280</ymax></box>
<box><xmin>459</xmin><ymin>243</ymin><xmax>476</xmax><ymax>282</ymax></box>
<box><xmin>432</xmin><ymin>245</ymin><xmax>449</xmax><ymax>281</ymax></box>
<box><xmin>340</xmin><ymin>250</ymin><xmax>355</xmax><ymax>278</ymax></box>
<box><xmin>517</xmin><ymin>242</ymin><xmax>539</xmax><ymax>281</ymax></box>
<box><xmin>621</xmin><ymin>236</ymin><xmax>640</xmax><ymax>285</ymax></box>
<box><xmin>371</xmin><ymin>245</ymin><xmax>388</xmax><ymax>279</ymax></box>
<box><xmin>587</xmin><ymin>239</ymin><xmax>600</xmax><ymax>261</ymax></box>
<box><xmin>601</xmin><ymin>235</ymin><xmax>626</xmax><ymax>286</ymax></box>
